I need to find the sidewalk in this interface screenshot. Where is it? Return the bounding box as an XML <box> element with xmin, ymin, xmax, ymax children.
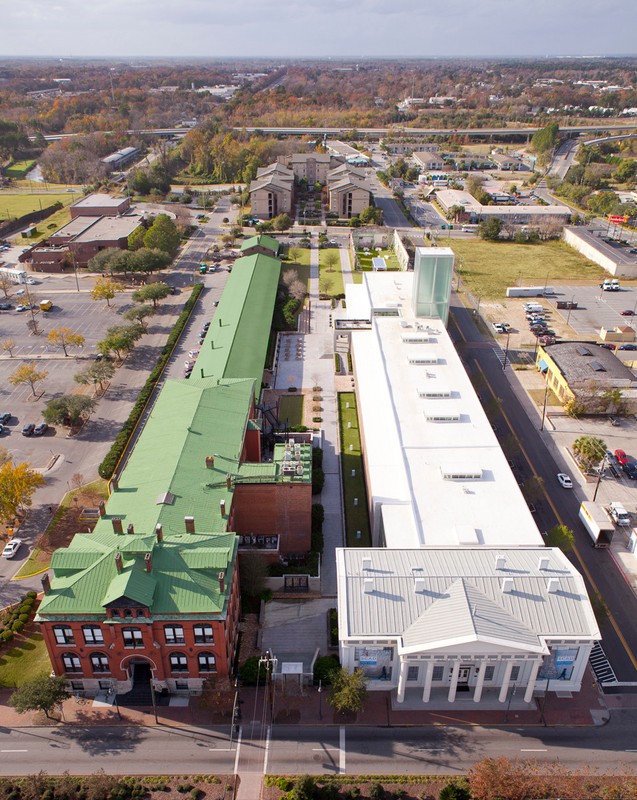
<box><xmin>0</xmin><ymin>668</ymin><xmax>607</xmax><ymax>729</ymax></box>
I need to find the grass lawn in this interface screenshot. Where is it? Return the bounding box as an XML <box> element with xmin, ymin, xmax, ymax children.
<box><xmin>0</xmin><ymin>630</ymin><xmax>51</xmax><ymax>688</ymax></box>
<box><xmin>338</xmin><ymin>392</ymin><xmax>371</xmax><ymax>547</ymax></box>
<box><xmin>0</xmin><ymin>192</ymin><xmax>81</xmax><ymax>221</ymax></box>
<box><xmin>355</xmin><ymin>248</ymin><xmax>401</xmax><ymax>272</ymax></box>
<box><xmin>5</xmin><ymin>160</ymin><xmax>36</xmax><ymax>180</ymax></box>
<box><xmin>278</xmin><ymin>394</ymin><xmax>304</xmax><ymax>427</ymax></box>
<box><xmin>450</xmin><ymin>239</ymin><xmax>606</xmax><ymax>300</ymax></box>
<box><xmin>319</xmin><ymin>249</ymin><xmax>345</xmax><ymax>296</ymax></box>
<box><xmin>13</xmin><ymin>206</ymin><xmax>73</xmax><ymax>245</ymax></box>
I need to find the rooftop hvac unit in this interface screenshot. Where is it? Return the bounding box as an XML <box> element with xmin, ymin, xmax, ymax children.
<box><xmin>401</xmin><ymin>333</ymin><xmax>430</xmax><ymax>344</ymax></box>
<box><xmin>418</xmin><ymin>386</ymin><xmax>452</xmax><ymax>398</ymax></box>
<box><xmin>408</xmin><ymin>354</ymin><xmax>438</xmax><ymax>365</ymax></box>
<box><xmin>440</xmin><ymin>466</ymin><xmax>483</xmax><ymax>481</ymax></box>
<box><xmin>424</xmin><ymin>410</ymin><xmax>461</xmax><ymax>422</ymax></box>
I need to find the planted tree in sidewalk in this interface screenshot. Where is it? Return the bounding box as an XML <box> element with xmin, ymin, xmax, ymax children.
<box><xmin>8</xmin><ymin>363</ymin><xmax>48</xmax><ymax>397</ymax></box>
<box><xmin>74</xmin><ymin>359</ymin><xmax>116</xmax><ymax>393</ymax></box>
<box><xmin>132</xmin><ymin>282</ymin><xmax>171</xmax><ymax>308</ymax></box>
<box><xmin>124</xmin><ymin>304</ymin><xmax>154</xmax><ymax>332</ymax></box>
<box><xmin>97</xmin><ymin>323</ymin><xmax>144</xmax><ymax>360</ymax></box>
<box><xmin>545</xmin><ymin>524</ymin><xmax>575</xmax><ymax>553</ymax></box>
<box><xmin>1</xmin><ymin>337</ymin><xmax>16</xmax><ymax>357</ymax></box>
<box><xmin>47</xmin><ymin>327</ymin><xmax>85</xmax><ymax>357</ymax></box>
<box><xmin>328</xmin><ymin>667</ymin><xmax>367</xmax><ymax>714</ymax></box>
<box><xmin>572</xmin><ymin>435</ymin><xmax>607</xmax><ymax>471</ymax></box>
<box><xmin>9</xmin><ymin>675</ymin><xmax>70</xmax><ymax>720</ymax></box>
<box><xmin>43</xmin><ymin>395</ymin><xmax>96</xmax><ymax>431</ymax></box>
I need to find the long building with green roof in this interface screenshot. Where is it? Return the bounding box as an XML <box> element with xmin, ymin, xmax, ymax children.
<box><xmin>37</xmin><ymin>251</ymin><xmax>312</xmax><ymax>698</ymax></box>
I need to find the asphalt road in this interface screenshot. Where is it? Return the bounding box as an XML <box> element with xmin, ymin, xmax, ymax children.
<box><xmin>449</xmin><ymin>295</ymin><xmax>637</xmax><ymax>683</ymax></box>
<box><xmin>3</xmin><ymin>716</ymin><xmax>637</xmax><ymax>777</ymax></box>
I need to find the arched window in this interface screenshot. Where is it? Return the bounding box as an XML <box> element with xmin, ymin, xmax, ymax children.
<box><xmin>90</xmin><ymin>653</ymin><xmax>110</xmax><ymax>673</ymax></box>
<box><xmin>198</xmin><ymin>652</ymin><xmax>216</xmax><ymax>673</ymax></box>
<box><xmin>62</xmin><ymin>652</ymin><xmax>82</xmax><ymax>673</ymax></box>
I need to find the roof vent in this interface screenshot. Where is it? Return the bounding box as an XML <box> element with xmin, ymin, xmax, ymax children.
<box><xmin>127</xmin><ymin>523</ymin><xmax>134</xmax><ymax>535</ymax></box>
<box><xmin>185</xmin><ymin>516</ymin><xmax>195</xmax><ymax>533</ymax></box>
<box><xmin>547</xmin><ymin>578</ymin><xmax>560</xmax><ymax>593</ymax></box>
<box><xmin>538</xmin><ymin>556</ymin><xmax>550</xmax><ymax>571</ymax></box>
<box><xmin>495</xmin><ymin>554</ymin><xmax>507</xmax><ymax>570</ymax></box>
<box><xmin>414</xmin><ymin>577</ymin><xmax>426</xmax><ymax>592</ymax></box>
<box><xmin>362</xmin><ymin>556</ymin><xmax>372</xmax><ymax>571</ymax></box>
<box><xmin>364</xmin><ymin>577</ymin><xmax>374</xmax><ymax>593</ymax></box>
<box><xmin>501</xmin><ymin>577</ymin><xmax>514</xmax><ymax>593</ymax></box>
<box><xmin>205</xmin><ymin>455</ymin><xmax>215</xmax><ymax>468</ymax></box>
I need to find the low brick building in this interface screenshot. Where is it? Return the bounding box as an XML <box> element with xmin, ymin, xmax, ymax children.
<box><xmin>70</xmin><ymin>193</ymin><xmax>131</xmax><ymax>218</ymax></box>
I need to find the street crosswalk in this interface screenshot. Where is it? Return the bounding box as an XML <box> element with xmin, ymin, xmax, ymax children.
<box><xmin>589</xmin><ymin>641</ymin><xmax>617</xmax><ymax>685</ymax></box>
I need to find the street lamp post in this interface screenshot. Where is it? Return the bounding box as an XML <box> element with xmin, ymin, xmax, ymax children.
<box><xmin>318</xmin><ymin>679</ymin><xmax>322</xmax><ymax>720</ymax></box>
<box><xmin>502</xmin><ymin>331</ymin><xmax>511</xmax><ymax>371</ymax></box>
<box><xmin>566</xmin><ymin>295</ymin><xmax>576</xmax><ymax>326</ymax></box>
<box><xmin>540</xmin><ymin>379</ymin><xmax>550</xmax><ymax>432</ymax></box>
<box><xmin>593</xmin><ymin>454</ymin><xmax>609</xmax><ymax>503</ymax></box>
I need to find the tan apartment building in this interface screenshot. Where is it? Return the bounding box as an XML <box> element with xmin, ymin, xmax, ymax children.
<box><xmin>250</xmin><ymin>163</ymin><xmax>294</xmax><ymax>220</ymax></box>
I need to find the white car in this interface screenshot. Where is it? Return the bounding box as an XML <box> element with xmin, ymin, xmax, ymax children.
<box><xmin>2</xmin><ymin>538</ymin><xmax>22</xmax><ymax>559</ymax></box>
<box><xmin>26</xmin><ymin>278</ymin><xmax>38</xmax><ymax>285</ymax></box>
<box><xmin>557</xmin><ymin>473</ymin><xmax>573</xmax><ymax>489</ymax></box>
<box><xmin>188</xmin><ymin>349</ymin><xmax>200</xmax><ymax>358</ymax></box>
<box><xmin>492</xmin><ymin>323</ymin><xmax>505</xmax><ymax>334</ymax></box>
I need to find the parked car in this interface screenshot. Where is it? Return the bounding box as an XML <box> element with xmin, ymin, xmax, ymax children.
<box><xmin>619</xmin><ymin>344</ymin><xmax>637</xmax><ymax>351</ymax></box>
<box><xmin>621</xmin><ymin>310</ymin><xmax>635</xmax><ymax>316</ymax></box>
<box><xmin>557</xmin><ymin>473</ymin><xmax>573</xmax><ymax>489</ymax></box>
<box><xmin>623</xmin><ymin>463</ymin><xmax>637</xmax><ymax>480</ymax></box>
<box><xmin>0</xmin><ymin>303</ymin><xmax>12</xmax><ymax>311</ymax></box>
<box><xmin>492</xmin><ymin>323</ymin><xmax>505</xmax><ymax>333</ymax></box>
<box><xmin>2</xmin><ymin>539</ymin><xmax>22</xmax><ymax>559</ymax></box>
<box><xmin>0</xmin><ymin>424</ymin><xmax>6</xmax><ymax>435</ymax></box>
<box><xmin>21</xmin><ymin>423</ymin><xmax>35</xmax><ymax>436</ymax></box>
<box><xmin>188</xmin><ymin>349</ymin><xmax>200</xmax><ymax>358</ymax></box>
<box><xmin>615</xmin><ymin>449</ymin><xmax>629</xmax><ymax>465</ymax></box>
<box><xmin>0</xmin><ymin>412</ymin><xmax>11</xmax><ymax>424</ymax></box>
<box><xmin>26</xmin><ymin>278</ymin><xmax>38</xmax><ymax>285</ymax></box>
<box><xmin>33</xmin><ymin>422</ymin><xmax>48</xmax><ymax>436</ymax></box>
<box><xmin>501</xmin><ymin>323</ymin><xmax>512</xmax><ymax>332</ymax></box>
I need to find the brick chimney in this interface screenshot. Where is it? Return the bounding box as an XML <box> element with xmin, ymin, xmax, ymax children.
<box><xmin>115</xmin><ymin>552</ymin><xmax>123</xmax><ymax>572</ymax></box>
<box><xmin>185</xmin><ymin>516</ymin><xmax>195</xmax><ymax>533</ymax></box>
<box><xmin>156</xmin><ymin>524</ymin><xmax>163</xmax><ymax>543</ymax></box>
<box><xmin>218</xmin><ymin>571</ymin><xmax>225</xmax><ymax>594</ymax></box>
<box><xmin>127</xmin><ymin>523</ymin><xmax>134</xmax><ymax>535</ymax></box>
<box><xmin>41</xmin><ymin>573</ymin><xmax>51</xmax><ymax>594</ymax></box>
<box><xmin>226</xmin><ymin>473</ymin><xmax>232</xmax><ymax>490</ymax></box>
<box><xmin>220</xmin><ymin>499</ymin><xmax>226</xmax><ymax>516</ymax></box>
<box><xmin>112</xmin><ymin>518</ymin><xmax>123</xmax><ymax>534</ymax></box>
<box><xmin>144</xmin><ymin>553</ymin><xmax>152</xmax><ymax>573</ymax></box>
<box><xmin>98</xmin><ymin>501</ymin><xmax>106</xmax><ymax>518</ymax></box>
<box><xmin>205</xmin><ymin>455</ymin><xmax>215</xmax><ymax>468</ymax></box>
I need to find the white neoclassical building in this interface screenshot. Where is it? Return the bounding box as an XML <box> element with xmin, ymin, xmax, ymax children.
<box><xmin>337</xmin><ymin>547</ymin><xmax>599</xmax><ymax>704</ymax></box>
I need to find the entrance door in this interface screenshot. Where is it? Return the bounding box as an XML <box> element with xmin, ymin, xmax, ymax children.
<box><xmin>457</xmin><ymin>667</ymin><xmax>471</xmax><ymax>685</ymax></box>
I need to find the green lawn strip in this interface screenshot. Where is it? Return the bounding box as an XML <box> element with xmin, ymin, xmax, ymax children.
<box><xmin>5</xmin><ymin>161</ymin><xmax>36</xmax><ymax>179</ymax></box>
<box><xmin>13</xmin><ymin>547</ymin><xmax>48</xmax><ymax>579</ymax></box>
<box><xmin>355</xmin><ymin>248</ymin><xmax>401</xmax><ymax>272</ymax></box>
<box><xmin>278</xmin><ymin>394</ymin><xmax>304</xmax><ymax>427</ymax></box>
<box><xmin>338</xmin><ymin>392</ymin><xmax>371</xmax><ymax>547</ymax></box>
<box><xmin>0</xmin><ymin>192</ymin><xmax>81</xmax><ymax>221</ymax></box>
<box><xmin>319</xmin><ymin>249</ymin><xmax>345</xmax><ymax>296</ymax></box>
<box><xmin>449</xmin><ymin>239</ymin><xmax>606</xmax><ymax>300</ymax></box>
<box><xmin>0</xmin><ymin>631</ymin><xmax>52</xmax><ymax>688</ymax></box>
<box><xmin>15</xmin><ymin>206</ymin><xmax>73</xmax><ymax>244</ymax></box>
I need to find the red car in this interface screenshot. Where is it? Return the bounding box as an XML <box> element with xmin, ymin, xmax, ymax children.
<box><xmin>615</xmin><ymin>449</ymin><xmax>629</xmax><ymax>465</ymax></box>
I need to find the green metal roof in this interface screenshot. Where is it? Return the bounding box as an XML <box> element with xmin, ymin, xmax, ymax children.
<box><xmin>102</xmin><ymin>564</ymin><xmax>157</xmax><ymax>607</ymax></box>
<box><xmin>192</xmin><ymin>252</ymin><xmax>280</xmax><ymax>388</ymax></box>
<box><xmin>240</xmin><ymin>235</ymin><xmax>279</xmax><ymax>255</ymax></box>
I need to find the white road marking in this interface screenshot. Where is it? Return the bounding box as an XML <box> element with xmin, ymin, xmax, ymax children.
<box><xmin>263</xmin><ymin>725</ymin><xmax>271</xmax><ymax>774</ymax></box>
<box><xmin>311</xmin><ymin>747</ymin><xmax>340</xmax><ymax>751</ymax></box>
<box><xmin>208</xmin><ymin>748</ymin><xmax>234</xmax><ymax>751</ymax></box>
<box><xmin>233</xmin><ymin>727</ymin><xmax>242</xmax><ymax>775</ymax></box>
<box><xmin>1</xmin><ymin>749</ymin><xmax>27</xmax><ymax>753</ymax></box>
<box><xmin>520</xmin><ymin>748</ymin><xmax>547</xmax><ymax>752</ymax></box>
<box><xmin>339</xmin><ymin>726</ymin><xmax>346</xmax><ymax>774</ymax></box>
<box><xmin>413</xmin><ymin>748</ymin><xmax>443</xmax><ymax>752</ymax></box>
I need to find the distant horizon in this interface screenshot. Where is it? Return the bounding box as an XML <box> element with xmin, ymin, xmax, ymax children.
<box><xmin>2</xmin><ymin>0</ymin><xmax>635</xmax><ymax>61</ymax></box>
<box><xmin>1</xmin><ymin>54</ymin><xmax>637</xmax><ymax>63</ymax></box>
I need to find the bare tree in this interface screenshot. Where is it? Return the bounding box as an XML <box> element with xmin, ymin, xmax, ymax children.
<box><xmin>288</xmin><ymin>280</ymin><xmax>307</xmax><ymax>301</ymax></box>
<box><xmin>282</xmin><ymin>269</ymin><xmax>299</xmax><ymax>288</ymax></box>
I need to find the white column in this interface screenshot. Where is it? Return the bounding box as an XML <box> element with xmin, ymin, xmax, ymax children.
<box><xmin>448</xmin><ymin>661</ymin><xmax>460</xmax><ymax>703</ymax></box>
<box><xmin>422</xmin><ymin>662</ymin><xmax>434</xmax><ymax>703</ymax></box>
<box><xmin>396</xmin><ymin>661</ymin><xmax>408</xmax><ymax>703</ymax></box>
<box><xmin>498</xmin><ymin>661</ymin><xmax>514</xmax><ymax>703</ymax></box>
<box><xmin>473</xmin><ymin>661</ymin><xmax>487</xmax><ymax>703</ymax></box>
<box><xmin>524</xmin><ymin>659</ymin><xmax>542</xmax><ymax>703</ymax></box>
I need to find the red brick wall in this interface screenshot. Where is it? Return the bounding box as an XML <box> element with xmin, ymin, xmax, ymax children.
<box><xmin>243</xmin><ymin>429</ymin><xmax>261</xmax><ymax>463</ymax></box>
<box><xmin>232</xmin><ymin>482</ymin><xmax>311</xmax><ymax>554</ymax></box>
<box><xmin>70</xmin><ymin>198</ymin><xmax>130</xmax><ymax>219</ymax></box>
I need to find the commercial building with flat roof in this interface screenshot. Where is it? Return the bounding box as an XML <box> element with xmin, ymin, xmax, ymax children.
<box><xmin>436</xmin><ymin>189</ymin><xmax>570</xmax><ymax>225</ymax></box>
<box><xmin>70</xmin><ymin>193</ymin><xmax>131</xmax><ymax>218</ymax></box>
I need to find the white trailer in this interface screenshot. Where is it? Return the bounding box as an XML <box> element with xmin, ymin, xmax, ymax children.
<box><xmin>0</xmin><ymin>267</ymin><xmax>27</xmax><ymax>284</ymax></box>
<box><xmin>579</xmin><ymin>501</ymin><xmax>614</xmax><ymax>548</ymax></box>
<box><xmin>506</xmin><ymin>286</ymin><xmax>555</xmax><ymax>297</ymax></box>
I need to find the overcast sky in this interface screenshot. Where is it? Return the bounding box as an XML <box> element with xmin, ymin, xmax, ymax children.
<box><xmin>1</xmin><ymin>0</ymin><xmax>635</xmax><ymax>59</ymax></box>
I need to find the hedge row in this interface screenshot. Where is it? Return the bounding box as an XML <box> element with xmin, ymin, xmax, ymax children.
<box><xmin>0</xmin><ymin>591</ymin><xmax>37</xmax><ymax>644</ymax></box>
<box><xmin>98</xmin><ymin>284</ymin><xmax>204</xmax><ymax>479</ymax></box>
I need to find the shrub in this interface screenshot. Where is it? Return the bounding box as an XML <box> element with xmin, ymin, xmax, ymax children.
<box><xmin>176</xmin><ymin>784</ymin><xmax>193</xmax><ymax>794</ymax></box>
<box><xmin>239</xmin><ymin>656</ymin><xmax>267</xmax><ymax>686</ymax></box>
<box><xmin>438</xmin><ymin>783</ymin><xmax>471</xmax><ymax>800</ymax></box>
<box><xmin>18</xmin><ymin>614</ymin><xmax>29</xmax><ymax>623</ymax></box>
<box><xmin>312</xmin><ymin>465</ymin><xmax>325</xmax><ymax>492</ymax></box>
<box><xmin>314</xmin><ymin>654</ymin><xmax>340</xmax><ymax>684</ymax></box>
<box><xmin>312</xmin><ymin>417</ymin><xmax>323</xmax><ymax>424</ymax></box>
<box><xmin>11</xmin><ymin>621</ymin><xmax>24</xmax><ymax>633</ymax></box>
<box><xmin>276</xmin><ymin>778</ymin><xmax>294</xmax><ymax>791</ymax></box>
<box><xmin>0</xmin><ymin>630</ymin><xmax>14</xmax><ymax>643</ymax></box>
<box><xmin>26</xmin><ymin>591</ymin><xmax>37</xmax><ymax>599</ymax></box>
<box><xmin>369</xmin><ymin>784</ymin><xmax>386</xmax><ymax>800</ymax></box>
<box><xmin>189</xmin><ymin>790</ymin><xmax>203</xmax><ymax>800</ymax></box>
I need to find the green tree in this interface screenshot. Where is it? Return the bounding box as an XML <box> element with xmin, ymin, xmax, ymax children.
<box><xmin>74</xmin><ymin>360</ymin><xmax>116</xmax><ymax>392</ymax></box>
<box><xmin>98</xmin><ymin>324</ymin><xmax>143</xmax><ymax>360</ymax></box>
<box><xmin>587</xmin><ymin>191</ymin><xmax>619</xmax><ymax>215</ymax></box>
<box><xmin>0</xmin><ymin>459</ymin><xmax>45</xmax><ymax>521</ymax></box>
<box><xmin>530</xmin><ymin>122</ymin><xmax>560</xmax><ymax>162</ymax></box>
<box><xmin>43</xmin><ymin>395</ymin><xmax>96</xmax><ymax>429</ymax></box>
<box><xmin>358</xmin><ymin>206</ymin><xmax>383</xmax><ymax>225</ymax></box>
<box><xmin>123</xmin><ymin>304</ymin><xmax>154</xmax><ymax>331</ymax></box>
<box><xmin>572</xmin><ymin>435</ymin><xmax>607</xmax><ymax>470</ymax></box>
<box><xmin>132</xmin><ymin>247</ymin><xmax>172</xmax><ymax>274</ymax></box>
<box><xmin>520</xmin><ymin>475</ymin><xmax>544</xmax><ymax>504</ymax></box>
<box><xmin>47</xmin><ymin>327</ymin><xmax>85</xmax><ymax>357</ymax></box>
<box><xmin>90</xmin><ymin>277</ymin><xmax>124</xmax><ymax>307</ymax></box>
<box><xmin>9</xmin><ymin>675</ymin><xmax>70</xmax><ymax>720</ymax></box>
<box><xmin>132</xmin><ymin>282</ymin><xmax>171</xmax><ymax>308</ymax></box>
<box><xmin>328</xmin><ymin>667</ymin><xmax>367</xmax><ymax>714</ymax></box>
<box><xmin>143</xmin><ymin>214</ymin><xmax>180</xmax><ymax>257</ymax></box>
<box><xmin>271</xmin><ymin>213</ymin><xmax>292</xmax><ymax>231</ymax></box>
<box><xmin>545</xmin><ymin>524</ymin><xmax>575</xmax><ymax>553</ymax></box>
<box><xmin>87</xmin><ymin>248</ymin><xmax>124</xmax><ymax>274</ymax></box>
<box><xmin>128</xmin><ymin>225</ymin><xmax>147</xmax><ymax>251</ymax></box>
<box><xmin>8</xmin><ymin>363</ymin><xmax>48</xmax><ymax>397</ymax></box>
<box><xmin>612</xmin><ymin>159</ymin><xmax>637</xmax><ymax>184</ymax></box>
<box><xmin>478</xmin><ymin>217</ymin><xmax>502</xmax><ymax>241</ymax></box>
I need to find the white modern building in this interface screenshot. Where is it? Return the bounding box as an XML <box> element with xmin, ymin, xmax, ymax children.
<box><xmin>336</xmin><ymin>547</ymin><xmax>599</xmax><ymax>704</ymax></box>
<box><xmin>334</xmin><ymin>248</ymin><xmax>599</xmax><ymax>707</ymax></box>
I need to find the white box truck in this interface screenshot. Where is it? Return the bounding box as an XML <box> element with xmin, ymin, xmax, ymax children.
<box><xmin>579</xmin><ymin>501</ymin><xmax>614</xmax><ymax>548</ymax></box>
<box><xmin>608</xmin><ymin>501</ymin><xmax>630</xmax><ymax>527</ymax></box>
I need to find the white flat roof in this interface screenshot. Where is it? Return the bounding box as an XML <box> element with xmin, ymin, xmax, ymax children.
<box><xmin>350</xmin><ymin>272</ymin><xmax>543</xmax><ymax>549</ymax></box>
<box><xmin>72</xmin><ymin>194</ymin><xmax>128</xmax><ymax>209</ymax></box>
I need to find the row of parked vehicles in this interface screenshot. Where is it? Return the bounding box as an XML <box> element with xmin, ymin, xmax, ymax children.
<box><xmin>0</xmin><ymin>413</ymin><xmax>48</xmax><ymax>437</ymax></box>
